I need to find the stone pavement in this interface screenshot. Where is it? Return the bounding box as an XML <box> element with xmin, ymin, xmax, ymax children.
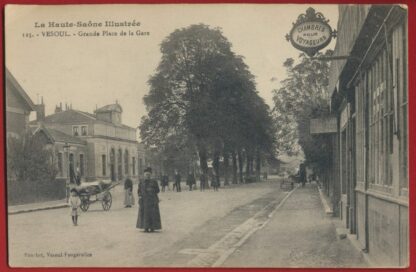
<box><xmin>222</xmin><ymin>183</ymin><xmax>369</xmax><ymax>268</ymax></box>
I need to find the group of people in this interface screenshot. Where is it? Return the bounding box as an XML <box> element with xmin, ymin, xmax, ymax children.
<box><xmin>160</xmin><ymin>171</ymin><xmax>220</xmax><ymax>192</ymax></box>
<box><xmin>298</xmin><ymin>163</ymin><xmax>319</xmax><ymax>187</ymax></box>
<box><xmin>68</xmin><ymin>167</ymin><xmax>221</xmax><ymax>232</ymax></box>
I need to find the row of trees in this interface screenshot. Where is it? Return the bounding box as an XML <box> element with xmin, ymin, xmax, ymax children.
<box><xmin>140</xmin><ymin>24</ymin><xmax>276</xmax><ymax>184</ymax></box>
<box><xmin>271</xmin><ymin>50</ymin><xmax>333</xmax><ymax>171</ymax></box>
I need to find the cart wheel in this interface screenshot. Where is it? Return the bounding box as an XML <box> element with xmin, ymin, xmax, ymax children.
<box><xmin>80</xmin><ymin>195</ymin><xmax>90</xmax><ymax>212</ymax></box>
<box><xmin>102</xmin><ymin>192</ymin><xmax>112</xmax><ymax>211</ymax></box>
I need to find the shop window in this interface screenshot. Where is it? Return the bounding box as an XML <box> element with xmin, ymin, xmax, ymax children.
<box><xmin>395</xmin><ymin>23</ymin><xmax>408</xmax><ymax>194</ymax></box>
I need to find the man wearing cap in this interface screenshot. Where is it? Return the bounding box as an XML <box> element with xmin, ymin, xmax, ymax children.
<box><xmin>136</xmin><ymin>167</ymin><xmax>162</xmax><ymax>232</ymax></box>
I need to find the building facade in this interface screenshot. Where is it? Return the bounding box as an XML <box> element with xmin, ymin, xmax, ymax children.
<box><xmin>5</xmin><ymin>68</ymin><xmax>35</xmax><ymax>138</ymax></box>
<box><xmin>325</xmin><ymin>5</ymin><xmax>408</xmax><ymax>266</ymax></box>
<box><xmin>31</xmin><ymin>102</ymin><xmax>141</xmax><ymax>182</ymax></box>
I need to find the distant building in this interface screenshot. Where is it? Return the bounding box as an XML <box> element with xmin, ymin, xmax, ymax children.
<box><xmin>5</xmin><ymin>68</ymin><xmax>35</xmax><ymax>138</ymax></box>
<box><xmin>32</xmin><ymin>124</ymin><xmax>87</xmax><ymax>184</ymax></box>
<box><xmin>30</xmin><ymin>102</ymin><xmax>142</xmax><ymax>182</ymax></box>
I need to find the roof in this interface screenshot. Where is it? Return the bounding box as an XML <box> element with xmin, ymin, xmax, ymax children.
<box><xmin>29</xmin><ymin>109</ymin><xmax>96</xmax><ymax>125</ymax></box>
<box><xmin>33</xmin><ymin>109</ymin><xmax>136</xmax><ymax>130</ymax></box>
<box><xmin>33</xmin><ymin>125</ymin><xmax>87</xmax><ymax>145</ymax></box>
<box><xmin>95</xmin><ymin>103</ymin><xmax>122</xmax><ymax>113</ymax></box>
<box><xmin>5</xmin><ymin>68</ymin><xmax>36</xmax><ymax>111</ymax></box>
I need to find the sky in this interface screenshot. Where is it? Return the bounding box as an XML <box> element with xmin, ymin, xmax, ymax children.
<box><xmin>5</xmin><ymin>4</ymin><xmax>338</xmax><ymax>129</ymax></box>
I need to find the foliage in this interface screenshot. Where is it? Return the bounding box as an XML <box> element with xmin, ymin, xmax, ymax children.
<box><xmin>140</xmin><ymin>24</ymin><xmax>275</xmax><ymax>179</ymax></box>
<box><xmin>7</xmin><ymin>132</ymin><xmax>58</xmax><ymax>183</ymax></box>
<box><xmin>272</xmin><ymin>50</ymin><xmax>333</xmax><ymax>166</ymax></box>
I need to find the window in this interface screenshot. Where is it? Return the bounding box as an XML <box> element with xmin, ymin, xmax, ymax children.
<box><xmin>394</xmin><ymin>23</ymin><xmax>408</xmax><ymax>194</ymax></box>
<box><xmin>102</xmin><ymin>155</ymin><xmax>106</xmax><ymax>176</ymax></box>
<box><xmin>139</xmin><ymin>158</ymin><xmax>143</xmax><ymax>175</ymax></box>
<box><xmin>366</xmin><ymin>22</ymin><xmax>408</xmax><ymax>195</ymax></box>
<box><xmin>73</xmin><ymin>126</ymin><xmax>79</xmax><ymax>136</ymax></box>
<box><xmin>118</xmin><ymin>149</ymin><xmax>123</xmax><ymax>180</ymax></box>
<box><xmin>57</xmin><ymin>152</ymin><xmax>63</xmax><ymax>177</ymax></box>
<box><xmin>132</xmin><ymin>157</ymin><xmax>136</xmax><ymax>175</ymax></box>
<box><xmin>124</xmin><ymin>150</ymin><xmax>129</xmax><ymax>175</ymax></box>
<box><xmin>81</xmin><ymin>126</ymin><xmax>88</xmax><ymax>136</ymax></box>
<box><xmin>368</xmin><ymin>47</ymin><xmax>390</xmax><ymax>188</ymax></box>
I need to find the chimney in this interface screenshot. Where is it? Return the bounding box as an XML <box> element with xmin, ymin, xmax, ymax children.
<box><xmin>55</xmin><ymin>103</ymin><xmax>62</xmax><ymax>113</ymax></box>
<box><xmin>35</xmin><ymin>96</ymin><xmax>45</xmax><ymax>121</ymax></box>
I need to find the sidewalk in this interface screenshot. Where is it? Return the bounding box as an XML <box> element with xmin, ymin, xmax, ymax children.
<box><xmin>8</xmin><ymin>199</ymin><xmax>69</xmax><ymax>215</ymax></box>
<box><xmin>222</xmin><ymin>183</ymin><xmax>369</xmax><ymax>268</ymax></box>
<box><xmin>8</xmin><ymin>182</ymin><xmax>128</xmax><ymax>215</ymax></box>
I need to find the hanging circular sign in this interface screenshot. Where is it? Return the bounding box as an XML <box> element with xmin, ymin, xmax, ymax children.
<box><xmin>286</xmin><ymin>7</ymin><xmax>336</xmax><ymax>57</ymax></box>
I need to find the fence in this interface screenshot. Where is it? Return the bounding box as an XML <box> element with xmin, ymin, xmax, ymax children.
<box><xmin>7</xmin><ymin>178</ymin><xmax>67</xmax><ymax>205</ymax></box>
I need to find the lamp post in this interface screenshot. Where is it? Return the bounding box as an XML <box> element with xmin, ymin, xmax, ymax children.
<box><xmin>63</xmin><ymin>142</ymin><xmax>71</xmax><ymax>202</ymax></box>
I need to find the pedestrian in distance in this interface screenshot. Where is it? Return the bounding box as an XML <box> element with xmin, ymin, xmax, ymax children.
<box><xmin>211</xmin><ymin>172</ymin><xmax>219</xmax><ymax>191</ymax></box>
<box><xmin>186</xmin><ymin>172</ymin><xmax>196</xmax><ymax>191</ymax></box>
<box><xmin>69</xmin><ymin>188</ymin><xmax>81</xmax><ymax>226</ymax></box>
<box><xmin>200</xmin><ymin>173</ymin><xmax>206</xmax><ymax>192</ymax></box>
<box><xmin>172</xmin><ymin>174</ymin><xmax>177</xmax><ymax>192</ymax></box>
<box><xmin>136</xmin><ymin>167</ymin><xmax>162</xmax><ymax>233</ymax></box>
<box><xmin>299</xmin><ymin>163</ymin><xmax>306</xmax><ymax>187</ymax></box>
<box><xmin>75</xmin><ymin>167</ymin><xmax>82</xmax><ymax>186</ymax></box>
<box><xmin>161</xmin><ymin>174</ymin><xmax>169</xmax><ymax>192</ymax></box>
<box><xmin>124</xmin><ymin>176</ymin><xmax>134</xmax><ymax>208</ymax></box>
<box><xmin>174</xmin><ymin>170</ymin><xmax>181</xmax><ymax>192</ymax></box>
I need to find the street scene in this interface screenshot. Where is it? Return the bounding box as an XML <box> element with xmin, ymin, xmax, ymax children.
<box><xmin>9</xmin><ymin>181</ymin><xmax>367</xmax><ymax>267</ymax></box>
<box><xmin>5</xmin><ymin>4</ymin><xmax>408</xmax><ymax>268</ymax></box>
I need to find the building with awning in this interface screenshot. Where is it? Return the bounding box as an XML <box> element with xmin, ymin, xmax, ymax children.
<box><xmin>322</xmin><ymin>5</ymin><xmax>408</xmax><ymax>266</ymax></box>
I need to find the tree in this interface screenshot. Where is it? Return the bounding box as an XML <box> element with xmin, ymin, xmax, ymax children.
<box><xmin>7</xmin><ymin>132</ymin><xmax>58</xmax><ymax>184</ymax></box>
<box><xmin>140</xmin><ymin>24</ymin><xmax>276</xmax><ymax>182</ymax></box>
<box><xmin>272</xmin><ymin>50</ymin><xmax>333</xmax><ymax>168</ymax></box>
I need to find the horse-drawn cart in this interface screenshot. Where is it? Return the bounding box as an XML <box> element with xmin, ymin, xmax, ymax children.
<box><xmin>75</xmin><ymin>180</ymin><xmax>120</xmax><ymax>212</ymax></box>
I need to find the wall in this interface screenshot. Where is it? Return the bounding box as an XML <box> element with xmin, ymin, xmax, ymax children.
<box><xmin>86</xmin><ymin>137</ymin><xmax>138</xmax><ymax>181</ymax></box>
<box><xmin>93</xmin><ymin>123</ymin><xmax>136</xmax><ymax>141</ymax></box>
<box><xmin>328</xmin><ymin>5</ymin><xmax>370</xmax><ymax>97</ymax></box>
<box><xmin>367</xmin><ymin>196</ymin><xmax>408</xmax><ymax>266</ymax></box>
<box><xmin>7</xmin><ymin>178</ymin><xmax>66</xmax><ymax>205</ymax></box>
<box><xmin>6</xmin><ymin>111</ymin><xmax>27</xmax><ymax>137</ymax></box>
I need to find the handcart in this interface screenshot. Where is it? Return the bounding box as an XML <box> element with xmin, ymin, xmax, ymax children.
<box><xmin>75</xmin><ymin>180</ymin><xmax>120</xmax><ymax>212</ymax></box>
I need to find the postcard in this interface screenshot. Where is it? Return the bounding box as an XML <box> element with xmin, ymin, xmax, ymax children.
<box><xmin>4</xmin><ymin>3</ymin><xmax>409</xmax><ymax>268</ymax></box>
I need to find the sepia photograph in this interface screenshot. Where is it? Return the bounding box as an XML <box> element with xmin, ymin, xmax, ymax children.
<box><xmin>4</xmin><ymin>3</ymin><xmax>409</xmax><ymax>268</ymax></box>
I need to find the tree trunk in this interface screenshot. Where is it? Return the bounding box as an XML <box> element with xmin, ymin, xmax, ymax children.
<box><xmin>238</xmin><ymin>150</ymin><xmax>244</xmax><ymax>183</ymax></box>
<box><xmin>213</xmin><ymin>150</ymin><xmax>220</xmax><ymax>187</ymax></box>
<box><xmin>224</xmin><ymin>152</ymin><xmax>230</xmax><ymax>186</ymax></box>
<box><xmin>198</xmin><ymin>144</ymin><xmax>208</xmax><ymax>177</ymax></box>
<box><xmin>232</xmin><ymin>151</ymin><xmax>237</xmax><ymax>184</ymax></box>
<box><xmin>250</xmin><ymin>156</ymin><xmax>254</xmax><ymax>175</ymax></box>
<box><xmin>246</xmin><ymin>151</ymin><xmax>250</xmax><ymax>177</ymax></box>
<box><xmin>256</xmin><ymin>150</ymin><xmax>261</xmax><ymax>181</ymax></box>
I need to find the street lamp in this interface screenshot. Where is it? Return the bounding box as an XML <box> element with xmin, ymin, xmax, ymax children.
<box><xmin>63</xmin><ymin>142</ymin><xmax>71</xmax><ymax>202</ymax></box>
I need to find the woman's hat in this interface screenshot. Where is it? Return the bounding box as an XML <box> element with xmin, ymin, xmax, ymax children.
<box><xmin>144</xmin><ymin>167</ymin><xmax>152</xmax><ymax>173</ymax></box>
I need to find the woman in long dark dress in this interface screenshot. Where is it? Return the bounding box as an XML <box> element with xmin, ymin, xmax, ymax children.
<box><xmin>136</xmin><ymin>167</ymin><xmax>162</xmax><ymax>232</ymax></box>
